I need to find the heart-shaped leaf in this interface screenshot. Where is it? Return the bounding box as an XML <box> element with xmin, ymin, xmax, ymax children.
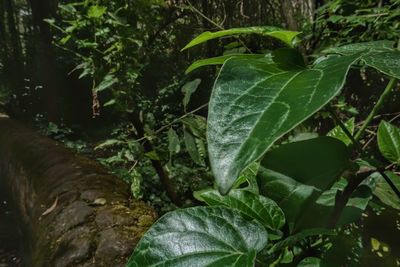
<box><xmin>208</xmin><ymin>54</ymin><xmax>360</xmax><ymax>193</ymax></box>
<box><xmin>199</xmin><ymin>189</ymin><xmax>285</xmax><ymax>231</ymax></box>
<box><xmin>182</xmin><ymin>26</ymin><xmax>300</xmax><ymax>50</ymax></box>
<box><xmin>378</xmin><ymin>121</ymin><xmax>400</xmax><ymax>164</ymax></box>
<box><xmin>127</xmin><ymin>206</ymin><xmax>268</xmax><ymax>267</ymax></box>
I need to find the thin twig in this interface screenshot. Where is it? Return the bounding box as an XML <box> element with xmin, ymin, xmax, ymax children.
<box><xmin>134</xmin><ymin>103</ymin><xmax>208</xmax><ymax>143</ymax></box>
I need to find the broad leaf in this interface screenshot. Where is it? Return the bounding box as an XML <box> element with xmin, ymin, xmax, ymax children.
<box><xmin>185</xmin><ymin>54</ymin><xmax>269</xmax><ymax>74</ymax></box>
<box><xmin>199</xmin><ymin>189</ymin><xmax>285</xmax><ymax>230</ymax></box>
<box><xmin>327</xmin><ymin>117</ymin><xmax>355</xmax><ymax>145</ymax></box>
<box><xmin>323</xmin><ymin>40</ymin><xmax>394</xmax><ymax>55</ymax></box>
<box><xmin>127</xmin><ymin>206</ymin><xmax>268</xmax><ymax>267</ymax></box>
<box><xmin>323</xmin><ymin>41</ymin><xmax>400</xmax><ymax>79</ymax></box>
<box><xmin>370</xmin><ymin>171</ymin><xmax>400</xmax><ymax>210</ymax></box>
<box><xmin>208</xmin><ymin>53</ymin><xmax>360</xmax><ymax>194</ymax></box>
<box><xmin>182</xmin><ymin>26</ymin><xmax>300</xmax><ymax>50</ymax></box>
<box><xmin>378</xmin><ymin>121</ymin><xmax>400</xmax><ymax>164</ymax></box>
<box><xmin>272</xmin><ymin>48</ymin><xmax>306</xmax><ymax>70</ymax></box>
<box><xmin>257</xmin><ymin>137</ymin><xmax>350</xmax><ymax>230</ymax></box>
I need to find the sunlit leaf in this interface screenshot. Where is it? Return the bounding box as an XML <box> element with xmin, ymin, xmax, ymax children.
<box><xmin>182</xmin><ymin>26</ymin><xmax>300</xmax><ymax>50</ymax></box>
<box><xmin>327</xmin><ymin>117</ymin><xmax>355</xmax><ymax>145</ymax></box>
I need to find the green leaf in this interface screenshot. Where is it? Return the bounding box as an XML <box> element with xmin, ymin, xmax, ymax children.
<box><xmin>269</xmin><ymin>228</ymin><xmax>336</xmax><ymax>254</ymax></box>
<box><xmin>377</xmin><ymin>121</ymin><xmax>400</xmax><ymax>164</ymax></box>
<box><xmin>184</xmin><ymin>128</ymin><xmax>203</xmax><ymax>165</ymax></box>
<box><xmin>145</xmin><ymin>150</ymin><xmax>160</xmax><ymax>161</ymax></box>
<box><xmin>370</xmin><ymin>171</ymin><xmax>400</xmax><ymax>210</ymax></box>
<box><xmin>167</xmin><ymin>128</ymin><xmax>180</xmax><ymax>154</ymax></box>
<box><xmin>182</xmin><ymin>26</ymin><xmax>300</xmax><ymax>51</ymax></box>
<box><xmin>181</xmin><ymin>79</ymin><xmax>201</xmax><ymax>109</ymax></box>
<box><xmin>257</xmin><ymin>137</ymin><xmax>350</xmax><ymax>230</ymax></box>
<box><xmin>361</xmin><ymin>50</ymin><xmax>400</xmax><ymax>79</ymax></box>
<box><xmin>323</xmin><ymin>40</ymin><xmax>394</xmax><ymax>55</ymax></box>
<box><xmin>209</xmin><ymin>54</ymin><xmax>360</xmax><ymax>194</ymax></box>
<box><xmin>232</xmin><ymin>161</ymin><xmax>260</xmax><ymax>193</ymax></box>
<box><xmin>272</xmin><ymin>48</ymin><xmax>306</xmax><ymax>70</ymax></box>
<box><xmin>323</xmin><ymin>41</ymin><xmax>400</xmax><ymax>79</ymax></box>
<box><xmin>96</xmin><ymin>74</ymin><xmax>118</xmax><ymax>92</ymax></box>
<box><xmin>181</xmin><ymin>115</ymin><xmax>207</xmax><ymax>139</ymax></box>
<box><xmin>185</xmin><ymin>54</ymin><xmax>269</xmax><ymax>74</ymax></box>
<box><xmin>127</xmin><ymin>206</ymin><xmax>268</xmax><ymax>267</ymax></box>
<box><xmin>199</xmin><ymin>189</ymin><xmax>285</xmax><ymax>230</ymax></box>
<box><xmin>327</xmin><ymin>117</ymin><xmax>355</xmax><ymax>145</ymax></box>
<box><xmin>87</xmin><ymin>5</ymin><xmax>107</xmax><ymax>18</ymax></box>
<box><xmin>298</xmin><ymin>257</ymin><xmax>321</xmax><ymax>267</ymax></box>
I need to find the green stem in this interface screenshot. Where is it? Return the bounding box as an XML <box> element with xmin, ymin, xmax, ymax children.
<box><xmin>354</xmin><ymin>77</ymin><xmax>397</xmax><ymax>140</ymax></box>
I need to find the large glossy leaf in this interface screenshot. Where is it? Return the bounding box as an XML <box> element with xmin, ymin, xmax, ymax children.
<box><xmin>370</xmin><ymin>171</ymin><xmax>400</xmax><ymax>210</ymax></box>
<box><xmin>182</xmin><ymin>26</ymin><xmax>300</xmax><ymax>50</ymax></box>
<box><xmin>199</xmin><ymin>189</ymin><xmax>285</xmax><ymax>230</ymax></box>
<box><xmin>208</xmin><ymin>53</ymin><xmax>360</xmax><ymax>194</ymax></box>
<box><xmin>185</xmin><ymin>54</ymin><xmax>270</xmax><ymax>74</ymax></box>
<box><xmin>257</xmin><ymin>137</ymin><xmax>351</xmax><ymax>230</ymax></box>
<box><xmin>377</xmin><ymin>120</ymin><xmax>400</xmax><ymax>164</ymax></box>
<box><xmin>127</xmin><ymin>206</ymin><xmax>268</xmax><ymax>267</ymax></box>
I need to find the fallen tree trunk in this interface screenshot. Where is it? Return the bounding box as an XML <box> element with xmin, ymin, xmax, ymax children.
<box><xmin>0</xmin><ymin>117</ymin><xmax>157</xmax><ymax>267</ymax></box>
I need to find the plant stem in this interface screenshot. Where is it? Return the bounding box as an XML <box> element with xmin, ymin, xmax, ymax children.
<box><xmin>329</xmin><ymin>107</ymin><xmax>400</xmax><ymax>201</ymax></box>
<box><xmin>354</xmin><ymin>77</ymin><xmax>397</xmax><ymax>140</ymax></box>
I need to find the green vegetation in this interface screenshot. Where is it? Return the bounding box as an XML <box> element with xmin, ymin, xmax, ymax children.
<box><xmin>1</xmin><ymin>0</ymin><xmax>400</xmax><ymax>266</ymax></box>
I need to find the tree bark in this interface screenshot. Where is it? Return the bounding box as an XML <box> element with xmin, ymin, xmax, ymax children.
<box><xmin>0</xmin><ymin>118</ymin><xmax>156</xmax><ymax>267</ymax></box>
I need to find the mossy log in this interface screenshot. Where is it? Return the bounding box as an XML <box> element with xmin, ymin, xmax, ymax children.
<box><xmin>0</xmin><ymin>118</ymin><xmax>157</xmax><ymax>267</ymax></box>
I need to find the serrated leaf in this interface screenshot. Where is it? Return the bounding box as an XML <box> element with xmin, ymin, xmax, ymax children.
<box><xmin>199</xmin><ymin>189</ymin><xmax>285</xmax><ymax>231</ymax></box>
<box><xmin>185</xmin><ymin>54</ymin><xmax>269</xmax><ymax>74</ymax></box>
<box><xmin>182</xmin><ymin>26</ymin><xmax>300</xmax><ymax>51</ymax></box>
<box><xmin>208</xmin><ymin>53</ymin><xmax>361</xmax><ymax>194</ymax></box>
<box><xmin>127</xmin><ymin>206</ymin><xmax>268</xmax><ymax>267</ymax></box>
<box><xmin>377</xmin><ymin>121</ymin><xmax>400</xmax><ymax>164</ymax></box>
<box><xmin>327</xmin><ymin>117</ymin><xmax>355</xmax><ymax>145</ymax></box>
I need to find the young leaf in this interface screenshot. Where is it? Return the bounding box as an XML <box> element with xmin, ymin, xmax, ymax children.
<box><xmin>181</xmin><ymin>79</ymin><xmax>201</xmax><ymax>109</ymax></box>
<box><xmin>208</xmin><ymin>53</ymin><xmax>361</xmax><ymax>194</ymax></box>
<box><xmin>185</xmin><ymin>54</ymin><xmax>269</xmax><ymax>74</ymax></box>
<box><xmin>199</xmin><ymin>189</ymin><xmax>285</xmax><ymax>231</ymax></box>
<box><xmin>327</xmin><ymin>117</ymin><xmax>355</xmax><ymax>145</ymax></box>
<box><xmin>377</xmin><ymin>121</ymin><xmax>400</xmax><ymax>164</ymax></box>
<box><xmin>87</xmin><ymin>5</ymin><xmax>107</xmax><ymax>18</ymax></box>
<box><xmin>182</xmin><ymin>26</ymin><xmax>300</xmax><ymax>51</ymax></box>
<box><xmin>96</xmin><ymin>74</ymin><xmax>118</xmax><ymax>92</ymax></box>
<box><xmin>127</xmin><ymin>206</ymin><xmax>268</xmax><ymax>267</ymax></box>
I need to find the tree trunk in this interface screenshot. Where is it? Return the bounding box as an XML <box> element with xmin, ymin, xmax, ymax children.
<box><xmin>0</xmin><ymin>117</ymin><xmax>156</xmax><ymax>267</ymax></box>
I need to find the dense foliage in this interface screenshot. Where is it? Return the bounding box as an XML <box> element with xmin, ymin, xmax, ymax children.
<box><xmin>1</xmin><ymin>0</ymin><xmax>400</xmax><ymax>266</ymax></box>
